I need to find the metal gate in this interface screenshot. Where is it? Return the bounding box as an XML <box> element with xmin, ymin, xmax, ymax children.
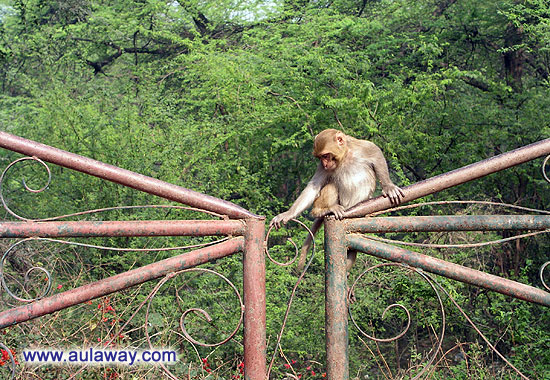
<box><xmin>0</xmin><ymin>131</ymin><xmax>548</xmax><ymax>379</ymax></box>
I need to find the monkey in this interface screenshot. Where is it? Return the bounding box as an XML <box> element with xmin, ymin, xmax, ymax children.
<box><xmin>270</xmin><ymin>128</ymin><xmax>404</xmax><ymax>271</ymax></box>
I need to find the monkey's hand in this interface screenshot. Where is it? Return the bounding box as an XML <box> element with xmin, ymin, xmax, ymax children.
<box><xmin>382</xmin><ymin>184</ymin><xmax>405</xmax><ymax>206</ymax></box>
<box><xmin>270</xmin><ymin>211</ymin><xmax>294</xmax><ymax>229</ymax></box>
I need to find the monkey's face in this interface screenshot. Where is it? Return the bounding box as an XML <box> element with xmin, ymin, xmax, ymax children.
<box><xmin>313</xmin><ymin>129</ymin><xmax>347</xmax><ymax>166</ymax></box>
<box><xmin>319</xmin><ymin>153</ymin><xmax>338</xmax><ymax>171</ymax></box>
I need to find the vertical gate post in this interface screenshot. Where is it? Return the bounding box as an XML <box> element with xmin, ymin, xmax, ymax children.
<box><xmin>243</xmin><ymin>217</ymin><xmax>267</xmax><ymax>380</ymax></box>
<box><xmin>324</xmin><ymin>218</ymin><xmax>349</xmax><ymax>380</ymax></box>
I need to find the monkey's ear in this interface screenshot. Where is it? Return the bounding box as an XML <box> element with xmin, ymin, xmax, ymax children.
<box><xmin>335</xmin><ymin>132</ymin><xmax>345</xmax><ymax>146</ymax></box>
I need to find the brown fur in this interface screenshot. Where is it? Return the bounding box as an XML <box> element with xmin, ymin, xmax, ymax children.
<box><xmin>270</xmin><ymin>129</ymin><xmax>404</xmax><ymax>272</ymax></box>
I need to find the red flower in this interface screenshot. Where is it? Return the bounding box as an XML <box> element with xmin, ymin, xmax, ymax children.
<box><xmin>0</xmin><ymin>349</ymin><xmax>18</xmax><ymax>366</ymax></box>
<box><xmin>0</xmin><ymin>349</ymin><xmax>9</xmax><ymax>366</ymax></box>
<box><xmin>283</xmin><ymin>363</ymin><xmax>291</xmax><ymax>369</ymax></box>
<box><xmin>56</xmin><ymin>284</ymin><xmax>63</xmax><ymax>290</ymax></box>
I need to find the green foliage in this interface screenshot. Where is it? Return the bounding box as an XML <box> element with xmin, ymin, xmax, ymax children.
<box><xmin>0</xmin><ymin>0</ymin><xmax>549</xmax><ymax>378</ymax></box>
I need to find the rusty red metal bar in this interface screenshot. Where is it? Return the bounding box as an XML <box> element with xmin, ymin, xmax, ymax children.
<box><xmin>347</xmin><ymin>234</ymin><xmax>550</xmax><ymax>307</ymax></box>
<box><xmin>345</xmin><ymin>138</ymin><xmax>550</xmax><ymax>218</ymax></box>
<box><xmin>346</xmin><ymin>215</ymin><xmax>550</xmax><ymax>233</ymax></box>
<box><xmin>345</xmin><ymin>214</ymin><xmax>550</xmax><ymax>306</ymax></box>
<box><xmin>0</xmin><ymin>131</ymin><xmax>258</xmax><ymax>219</ymax></box>
<box><xmin>0</xmin><ymin>237</ymin><xmax>244</xmax><ymax>328</ymax></box>
<box><xmin>0</xmin><ymin>220</ymin><xmax>246</xmax><ymax>238</ymax></box>
<box><xmin>242</xmin><ymin>218</ymin><xmax>267</xmax><ymax>380</ymax></box>
<box><xmin>324</xmin><ymin>219</ymin><xmax>349</xmax><ymax>380</ymax></box>
<box><xmin>324</xmin><ymin>210</ymin><xmax>550</xmax><ymax>379</ymax></box>
<box><xmin>0</xmin><ymin>132</ymin><xmax>268</xmax><ymax>380</ymax></box>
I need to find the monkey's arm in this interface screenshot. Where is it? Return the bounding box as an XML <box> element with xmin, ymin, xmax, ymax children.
<box><xmin>270</xmin><ymin>167</ymin><xmax>327</xmax><ymax>229</ymax></box>
<box><xmin>363</xmin><ymin>142</ymin><xmax>405</xmax><ymax>205</ymax></box>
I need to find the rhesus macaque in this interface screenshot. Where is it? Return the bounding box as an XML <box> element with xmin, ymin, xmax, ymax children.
<box><xmin>270</xmin><ymin>129</ymin><xmax>404</xmax><ymax>271</ymax></box>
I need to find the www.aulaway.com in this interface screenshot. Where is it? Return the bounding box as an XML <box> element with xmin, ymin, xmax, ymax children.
<box><xmin>22</xmin><ymin>348</ymin><xmax>177</xmax><ymax>366</ymax></box>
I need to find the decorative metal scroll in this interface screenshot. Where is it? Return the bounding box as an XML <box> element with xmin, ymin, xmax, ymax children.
<box><xmin>0</xmin><ymin>157</ymin><xmax>52</xmax><ymax>221</ymax></box>
<box><xmin>264</xmin><ymin>220</ymin><xmax>317</xmax><ymax>379</ymax></box>
<box><xmin>144</xmin><ymin>268</ymin><xmax>244</xmax><ymax>380</ymax></box>
<box><xmin>0</xmin><ymin>156</ymin><xmax>232</xmax><ymax>300</ymax></box>
<box><xmin>347</xmin><ymin>259</ymin><xmax>535</xmax><ymax>380</ymax></box>
<box><xmin>264</xmin><ymin>154</ymin><xmax>550</xmax><ymax>379</ymax></box>
<box><xmin>0</xmin><ymin>155</ymin><xmax>248</xmax><ymax>380</ymax></box>
<box><xmin>0</xmin><ymin>238</ymin><xmax>53</xmax><ymax>303</ymax></box>
<box><xmin>0</xmin><ymin>156</ymin><xmax>226</xmax><ymax>221</ymax></box>
<box><xmin>348</xmin><ymin>263</ymin><xmax>445</xmax><ymax>380</ymax></box>
<box><xmin>541</xmin><ymin>262</ymin><xmax>550</xmax><ymax>292</ymax></box>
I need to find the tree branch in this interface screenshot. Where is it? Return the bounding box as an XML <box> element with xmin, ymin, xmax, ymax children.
<box><xmin>461</xmin><ymin>74</ymin><xmax>490</xmax><ymax>92</ymax></box>
<box><xmin>73</xmin><ymin>38</ymin><xmax>185</xmax><ymax>74</ymax></box>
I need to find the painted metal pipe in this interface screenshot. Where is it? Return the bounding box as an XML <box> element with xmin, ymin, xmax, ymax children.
<box><xmin>347</xmin><ymin>234</ymin><xmax>550</xmax><ymax>307</ymax></box>
<box><xmin>346</xmin><ymin>215</ymin><xmax>550</xmax><ymax>233</ymax></box>
<box><xmin>0</xmin><ymin>237</ymin><xmax>244</xmax><ymax>328</ymax></box>
<box><xmin>0</xmin><ymin>132</ymin><xmax>259</xmax><ymax>219</ymax></box>
<box><xmin>0</xmin><ymin>220</ymin><xmax>246</xmax><ymax>238</ymax></box>
<box><xmin>242</xmin><ymin>218</ymin><xmax>267</xmax><ymax>380</ymax></box>
<box><xmin>324</xmin><ymin>218</ymin><xmax>349</xmax><ymax>380</ymax></box>
<box><xmin>345</xmin><ymin>138</ymin><xmax>550</xmax><ymax>218</ymax></box>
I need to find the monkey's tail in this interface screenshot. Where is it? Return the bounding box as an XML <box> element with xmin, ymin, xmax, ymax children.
<box><xmin>297</xmin><ymin>217</ymin><xmax>324</xmax><ymax>272</ymax></box>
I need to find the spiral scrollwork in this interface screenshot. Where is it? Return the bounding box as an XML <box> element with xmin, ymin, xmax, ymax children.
<box><xmin>348</xmin><ymin>263</ymin><xmax>445</xmax><ymax>380</ymax></box>
<box><xmin>144</xmin><ymin>268</ymin><xmax>244</xmax><ymax>380</ymax></box>
<box><xmin>0</xmin><ymin>239</ymin><xmax>52</xmax><ymax>302</ymax></box>
<box><xmin>265</xmin><ymin>219</ymin><xmax>315</xmax><ymax>268</ymax></box>
<box><xmin>540</xmin><ymin>261</ymin><xmax>550</xmax><ymax>292</ymax></box>
<box><xmin>264</xmin><ymin>220</ymin><xmax>316</xmax><ymax>378</ymax></box>
<box><xmin>0</xmin><ymin>157</ymin><xmax>52</xmax><ymax>221</ymax></box>
<box><xmin>542</xmin><ymin>155</ymin><xmax>550</xmax><ymax>184</ymax></box>
<box><xmin>540</xmin><ymin>155</ymin><xmax>549</xmax><ymax>291</ymax></box>
<box><xmin>145</xmin><ymin>268</ymin><xmax>244</xmax><ymax>348</ymax></box>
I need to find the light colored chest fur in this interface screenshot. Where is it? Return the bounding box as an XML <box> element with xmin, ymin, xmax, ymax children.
<box><xmin>331</xmin><ymin>156</ymin><xmax>376</xmax><ymax>209</ymax></box>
